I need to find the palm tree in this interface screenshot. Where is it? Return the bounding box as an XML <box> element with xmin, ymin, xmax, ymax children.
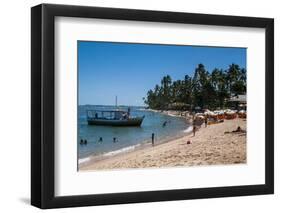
<box><xmin>227</xmin><ymin>63</ymin><xmax>241</xmax><ymax>94</ymax></box>
<box><xmin>160</xmin><ymin>75</ymin><xmax>172</xmax><ymax>109</ymax></box>
<box><xmin>226</xmin><ymin>64</ymin><xmax>247</xmax><ymax>96</ymax></box>
<box><xmin>144</xmin><ymin>63</ymin><xmax>246</xmax><ymax>110</ymax></box>
<box><xmin>211</xmin><ymin>68</ymin><xmax>229</xmax><ymax>108</ymax></box>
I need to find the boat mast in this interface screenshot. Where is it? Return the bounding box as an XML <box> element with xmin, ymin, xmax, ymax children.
<box><xmin>115</xmin><ymin>95</ymin><xmax>118</xmax><ymax>108</ymax></box>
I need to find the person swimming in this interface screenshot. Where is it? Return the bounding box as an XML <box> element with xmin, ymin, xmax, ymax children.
<box><xmin>98</xmin><ymin>137</ymin><xmax>103</xmax><ymax>142</ymax></box>
<box><xmin>113</xmin><ymin>137</ymin><xmax>117</xmax><ymax>143</ymax></box>
<box><xmin>80</xmin><ymin>139</ymin><xmax>87</xmax><ymax>145</ymax></box>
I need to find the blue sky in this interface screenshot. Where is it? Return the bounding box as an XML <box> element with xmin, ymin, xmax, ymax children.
<box><xmin>78</xmin><ymin>41</ymin><xmax>246</xmax><ymax>106</ymax></box>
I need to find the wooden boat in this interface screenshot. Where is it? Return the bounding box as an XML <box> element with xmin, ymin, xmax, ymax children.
<box><xmin>87</xmin><ymin>109</ymin><xmax>144</xmax><ymax>126</ymax></box>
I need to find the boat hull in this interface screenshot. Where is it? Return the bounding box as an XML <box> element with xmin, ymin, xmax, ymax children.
<box><xmin>87</xmin><ymin>117</ymin><xmax>144</xmax><ymax>126</ymax></box>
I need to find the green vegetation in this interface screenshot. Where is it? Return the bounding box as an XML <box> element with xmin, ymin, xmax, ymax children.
<box><xmin>143</xmin><ymin>63</ymin><xmax>246</xmax><ymax>110</ymax></box>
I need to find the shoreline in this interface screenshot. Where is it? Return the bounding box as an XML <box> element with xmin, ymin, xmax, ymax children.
<box><xmin>147</xmin><ymin>108</ymin><xmax>192</xmax><ymax>119</ymax></box>
<box><xmin>79</xmin><ymin>108</ymin><xmax>193</xmax><ymax>166</ymax></box>
<box><xmin>79</xmin><ymin>124</ymin><xmax>193</xmax><ymax>168</ymax></box>
<box><xmin>79</xmin><ymin>118</ymin><xmax>246</xmax><ymax>171</ymax></box>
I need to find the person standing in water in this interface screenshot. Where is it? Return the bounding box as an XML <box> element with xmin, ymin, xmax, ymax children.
<box><xmin>151</xmin><ymin>133</ymin><xmax>155</xmax><ymax>146</ymax></box>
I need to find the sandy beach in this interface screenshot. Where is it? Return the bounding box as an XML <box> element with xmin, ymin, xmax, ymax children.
<box><xmin>80</xmin><ymin>117</ymin><xmax>246</xmax><ymax>171</ymax></box>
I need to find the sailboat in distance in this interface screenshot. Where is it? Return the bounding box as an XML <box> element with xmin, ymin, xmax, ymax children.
<box><xmin>86</xmin><ymin>96</ymin><xmax>145</xmax><ymax>126</ymax></box>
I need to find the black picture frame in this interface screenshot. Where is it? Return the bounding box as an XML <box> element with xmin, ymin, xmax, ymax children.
<box><xmin>31</xmin><ymin>3</ymin><xmax>274</xmax><ymax>209</ymax></box>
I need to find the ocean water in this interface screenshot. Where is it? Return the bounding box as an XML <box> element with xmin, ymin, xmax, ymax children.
<box><xmin>78</xmin><ymin>105</ymin><xmax>190</xmax><ymax>160</ymax></box>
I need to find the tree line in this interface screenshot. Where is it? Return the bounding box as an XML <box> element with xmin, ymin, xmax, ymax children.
<box><xmin>143</xmin><ymin>63</ymin><xmax>246</xmax><ymax>110</ymax></box>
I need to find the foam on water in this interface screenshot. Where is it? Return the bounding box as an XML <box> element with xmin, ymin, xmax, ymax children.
<box><xmin>183</xmin><ymin>126</ymin><xmax>193</xmax><ymax>133</ymax></box>
<box><xmin>78</xmin><ymin>157</ymin><xmax>91</xmax><ymax>164</ymax></box>
<box><xmin>102</xmin><ymin>143</ymin><xmax>142</xmax><ymax>157</ymax></box>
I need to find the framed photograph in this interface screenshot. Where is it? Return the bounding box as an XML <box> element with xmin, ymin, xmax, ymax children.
<box><xmin>31</xmin><ymin>4</ymin><xmax>274</xmax><ymax>209</ymax></box>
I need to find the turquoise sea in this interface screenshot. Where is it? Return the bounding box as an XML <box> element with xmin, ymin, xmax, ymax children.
<box><xmin>78</xmin><ymin>105</ymin><xmax>191</xmax><ymax>160</ymax></box>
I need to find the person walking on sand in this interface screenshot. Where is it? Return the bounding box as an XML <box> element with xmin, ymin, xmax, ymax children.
<box><xmin>193</xmin><ymin>124</ymin><xmax>196</xmax><ymax>136</ymax></box>
<box><xmin>151</xmin><ymin>133</ymin><xmax>155</xmax><ymax>146</ymax></box>
<box><xmin>192</xmin><ymin>119</ymin><xmax>196</xmax><ymax>136</ymax></box>
<box><xmin>204</xmin><ymin>115</ymin><xmax>208</xmax><ymax>127</ymax></box>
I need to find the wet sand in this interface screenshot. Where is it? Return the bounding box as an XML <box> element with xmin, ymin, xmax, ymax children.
<box><xmin>80</xmin><ymin>118</ymin><xmax>246</xmax><ymax>171</ymax></box>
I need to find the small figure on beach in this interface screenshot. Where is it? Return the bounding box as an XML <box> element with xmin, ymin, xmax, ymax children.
<box><xmin>204</xmin><ymin>116</ymin><xmax>208</xmax><ymax>127</ymax></box>
<box><xmin>232</xmin><ymin>126</ymin><xmax>246</xmax><ymax>133</ymax></box>
<box><xmin>224</xmin><ymin>126</ymin><xmax>246</xmax><ymax>134</ymax></box>
<box><xmin>186</xmin><ymin>140</ymin><xmax>191</xmax><ymax>144</ymax></box>
<box><xmin>151</xmin><ymin>133</ymin><xmax>155</xmax><ymax>146</ymax></box>
<box><xmin>192</xmin><ymin>119</ymin><xmax>197</xmax><ymax>136</ymax></box>
<box><xmin>193</xmin><ymin>125</ymin><xmax>196</xmax><ymax>136</ymax></box>
<box><xmin>98</xmin><ymin>137</ymin><xmax>103</xmax><ymax>142</ymax></box>
<box><xmin>162</xmin><ymin>121</ymin><xmax>167</xmax><ymax>127</ymax></box>
<box><xmin>113</xmin><ymin>137</ymin><xmax>117</xmax><ymax>143</ymax></box>
<box><xmin>234</xmin><ymin>126</ymin><xmax>242</xmax><ymax>132</ymax></box>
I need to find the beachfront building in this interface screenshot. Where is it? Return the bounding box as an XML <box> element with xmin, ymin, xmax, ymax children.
<box><xmin>228</xmin><ymin>94</ymin><xmax>247</xmax><ymax>110</ymax></box>
<box><xmin>167</xmin><ymin>102</ymin><xmax>190</xmax><ymax>111</ymax></box>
